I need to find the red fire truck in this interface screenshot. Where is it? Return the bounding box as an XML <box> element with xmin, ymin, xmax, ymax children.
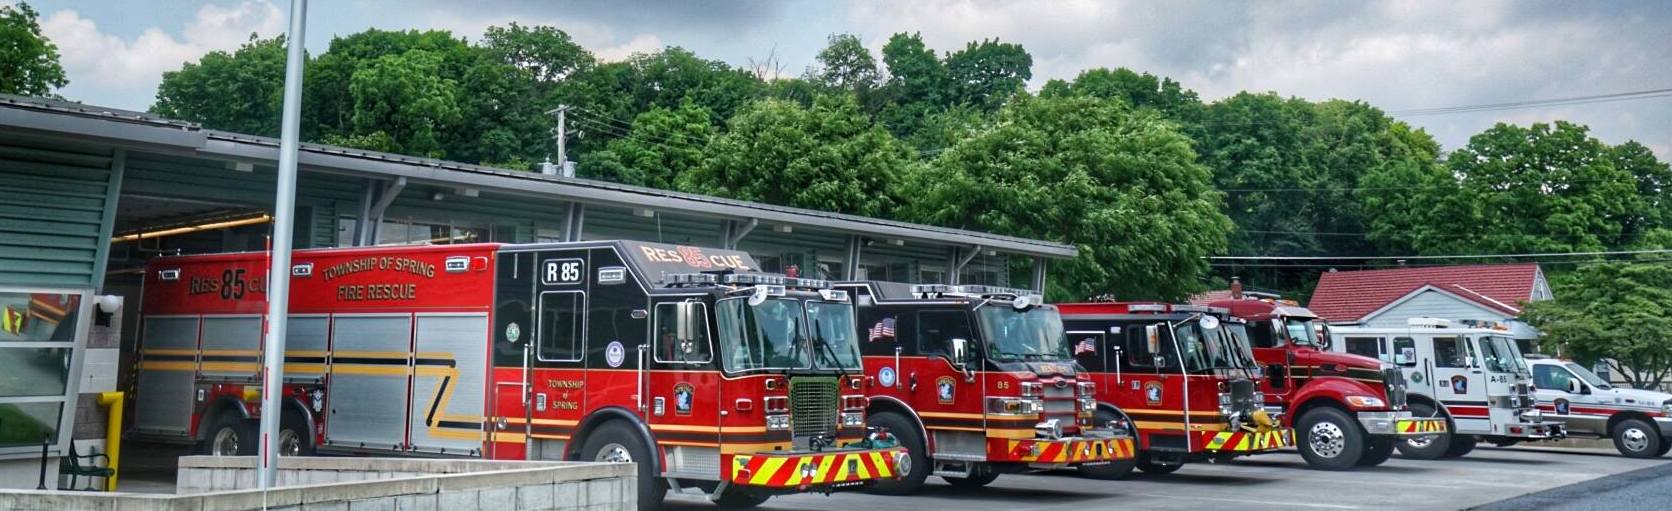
<box><xmin>1209</xmin><ymin>292</ymin><xmax>1448</xmax><ymax>469</ymax></box>
<box><xmin>1057</xmin><ymin>302</ymin><xmax>1291</xmax><ymax>477</ymax></box>
<box><xmin>836</xmin><ymin>282</ymin><xmax>1135</xmax><ymax>494</ymax></box>
<box><xmin>130</xmin><ymin>241</ymin><xmax>905</xmax><ymax>508</ymax></box>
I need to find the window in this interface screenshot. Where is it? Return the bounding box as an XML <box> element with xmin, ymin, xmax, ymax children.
<box><xmin>1391</xmin><ymin>337</ymin><xmax>1417</xmax><ymax>366</ymax></box>
<box><xmin>1345</xmin><ymin>337</ymin><xmax>1383</xmax><ymax>360</ymax></box>
<box><xmin>1433</xmin><ymin>336</ymin><xmax>1472</xmax><ymax>368</ymax></box>
<box><xmin>1477</xmin><ymin>337</ymin><xmax>1514</xmax><ymax>373</ymax></box>
<box><xmin>1247</xmin><ymin>321</ymin><xmax>1280</xmax><ymax>348</ymax></box>
<box><xmin>1532</xmin><ymin>365</ymin><xmax>1574</xmax><ymax>392</ymax></box>
<box><xmin>1125</xmin><ymin>323</ymin><xmax>1170</xmax><ymax>368</ymax></box>
<box><xmin>916</xmin><ymin>310</ymin><xmax>975</xmax><ymax>357</ymax></box>
<box><xmin>0</xmin><ymin>289</ymin><xmax>85</xmax><ymax>449</ymax></box>
<box><xmin>1070</xmin><ymin>332</ymin><xmax>1105</xmax><ymax>372</ymax></box>
<box><xmin>716</xmin><ymin>298</ymin><xmax>811</xmax><ymax>372</ymax></box>
<box><xmin>537</xmin><ymin>292</ymin><xmax>585</xmax><ymax>362</ymax></box>
<box><xmin>654</xmin><ymin>302</ymin><xmax>712</xmax><ymax>364</ymax></box>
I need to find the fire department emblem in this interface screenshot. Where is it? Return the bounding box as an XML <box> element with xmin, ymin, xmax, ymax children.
<box><xmin>1144</xmin><ymin>381</ymin><xmax>1164</xmax><ymax>405</ymax></box>
<box><xmin>1555</xmin><ymin>398</ymin><xmax>1570</xmax><ymax>415</ymax></box>
<box><xmin>878</xmin><ymin>366</ymin><xmax>897</xmax><ymax>388</ymax></box>
<box><xmin>1450</xmin><ymin>375</ymin><xmax>1468</xmax><ymax>394</ymax></box>
<box><xmin>505</xmin><ymin>322</ymin><xmax>521</xmax><ymax>343</ymax></box>
<box><xmin>674</xmin><ymin>383</ymin><xmax>694</xmax><ymax>415</ymax></box>
<box><xmin>936</xmin><ymin>376</ymin><xmax>956</xmax><ymax>404</ymax></box>
<box><xmin>1410</xmin><ymin>371</ymin><xmax>1424</xmax><ymax>385</ymax></box>
<box><xmin>606</xmin><ymin>341</ymin><xmax>626</xmax><ymax>368</ymax></box>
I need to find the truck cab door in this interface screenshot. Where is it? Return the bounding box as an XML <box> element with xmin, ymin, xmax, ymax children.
<box><xmin>1530</xmin><ymin>364</ymin><xmax>1592</xmax><ymax>435</ymax></box>
<box><xmin>1248</xmin><ymin>320</ymin><xmax>1292</xmax><ymax>401</ymax></box>
<box><xmin>1427</xmin><ymin>335</ymin><xmax>1485</xmax><ymax>432</ymax></box>
<box><xmin>647</xmin><ymin>300</ymin><xmax>720</xmax><ymax>464</ymax></box>
<box><xmin>912</xmin><ymin>310</ymin><xmax>981</xmax><ymax>427</ymax></box>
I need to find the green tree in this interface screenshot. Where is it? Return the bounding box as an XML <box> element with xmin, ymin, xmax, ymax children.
<box><xmin>153</xmin><ymin>36</ymin><xmax>288</xmax><ymax>137</ymax></box>
<box><xmin>812</xmin><ymin>34</ymin><xmax>878</xmax><ymax>92</ymax></box>
<box><xmin>1197</xmin><ymin>92</ymin><xmax>1326</xmax><ymax>258</ymax></box>
<box><xmin>1610</xmin><ymin>141</ymin><xmax>1672</xmax><ymax>247</ymax></box>
<box><xmin>898</xmin><ymin>95</ymin><xmax>1230</xmax><ymax>301</ymax></box>
<box><xmin>681</xmin><ymin>95</ymin><xmax>909</xmax><ymax>216</ymax></box>
<box><xmin>481</xmin><ymin>23</ymin><xmax>593</xmax><ymax>84</ymax></box>
<box><xmin>1040</xmin><ymin>67</ymin><xmax>1202</xmax><ymax>126</ymax></box>
<box><xmin>1523</xmin><ymin>263</ymin><xmax>1672</xmax><ymax>389</ymax></box>
<box><xmin>942</xmin><ymin>38</ymin><xmax>1031</xmax><ymax>111</ymax></box>
<box><xmin>305</xmin><ymin>29</ymin><xmax>480</xmax><ymax>142</ymax></box>
<box><xmin>0</xmin><ymin>2</ymin><xmax>68</xmax><ymax>97</ymax></box>
<box><xmin>344</xmin><ymin>49</ymin><xmax>463</xmax><ymax>157</ymax></box>
<box><xmin>582</xmin><ymin>102</ymin><xmax>714</xmax><ymax>189</ymax></box>
<box><xmin>875</xmin><ymin>32</ymin><xmax>947</xmax><ymax>135</ymax></box>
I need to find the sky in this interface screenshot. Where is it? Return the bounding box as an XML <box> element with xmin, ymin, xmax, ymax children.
<box><xmin>20</xmin><ymin>0</ymin><xmax>1672</xmax><ymax>158</ymax></box>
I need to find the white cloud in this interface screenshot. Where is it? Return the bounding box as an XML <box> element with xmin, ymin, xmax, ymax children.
<box><xmin>40</xmin><ymin>1</ymin><xmax>284</xmax><ymax>109</ymax></box>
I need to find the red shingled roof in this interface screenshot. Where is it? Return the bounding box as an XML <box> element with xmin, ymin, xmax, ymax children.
<box><xmin>1307</xmin><ymin>263</ymin><xmax>1542</xmax><ymax>323</ymax></box>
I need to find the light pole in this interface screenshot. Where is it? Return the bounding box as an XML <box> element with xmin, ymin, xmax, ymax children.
<box><xmin>258</xmin><ymin>0</ymin><xmax>307</xmax><ymax>490</ymax></box>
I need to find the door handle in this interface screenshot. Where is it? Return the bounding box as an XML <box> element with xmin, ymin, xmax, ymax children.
<box><xmin>909</xmin><ymin>373</ymin><xmax>918</xmax><ymax>392</ymax></box>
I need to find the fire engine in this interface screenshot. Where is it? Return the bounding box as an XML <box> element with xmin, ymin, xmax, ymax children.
<box><xmin>1209</xmin><ymin>294</ymin><xmax>1447</xmax><ymax>470</ymax></box>
<box><xmin>129</xmin><ymin>241</ymin><xmax>905</xmax><ymax>509</ymax></box>
<box><xmin>1526</xmin><ymin>356</ymin><xmax>1672</xmax><ymax>458</ymax></box>
<box><xmin>1057</xmin><ymin>302</ymin><xmax>1291</xmax><ymax>477</ymax></box>
<box><xmin>1326</xmin><ymin>318</ymin><xmax>1562</xmax><ymax>459</ymax></box>
<box><xmin>835</xmin><ymin>282</ymin><xmax>1135</xmax><ymax>494</ymax></box>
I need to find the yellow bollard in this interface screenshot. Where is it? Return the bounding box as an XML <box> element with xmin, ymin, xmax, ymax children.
<box><xmin>97</xmin><ymin>391</ymin><xmax>123</xmax><ymax>492</ymax></box>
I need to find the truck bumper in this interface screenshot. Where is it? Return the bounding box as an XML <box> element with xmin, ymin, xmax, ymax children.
<box><xmin>1505</xmin><ymin>421</ymin><xmax>1564</xmax><ymax>439</ymax></box>
<box><xmin>1201</xmin><ymin>427</ymin><xmax>1293</xmax><ymax>452</ymax></box>
<box><xmin>989</xmin><ymin>435</ymin><xmax>1137</xmax><ymax>465</ymax></box>
<box><xmin>728</xmin><ymin>447</ymin><xmax>908</xmax><ymax>490</ymax></box>
<box><xmin>1357</xmin><ymin>410</ymin><xmax>1448</xmax><ymax>436</ymax></box>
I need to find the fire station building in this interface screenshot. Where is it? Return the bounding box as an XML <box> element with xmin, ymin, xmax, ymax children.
<box><xmin>0</xmin><ymin>94</ymin><xmax>1074</xmax><ymax>488</ymax></box>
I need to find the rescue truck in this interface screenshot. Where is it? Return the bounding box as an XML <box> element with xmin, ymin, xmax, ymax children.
<box><xmin>1327</xmin><ymin>318</ymin><xmax>1562</xmax><ymax>459</ymax></box>
<box><xmin>1058</xmin><ymin>302</ymin><xmax>1291</xmax><ymax>477</ymax></box>
<box><xmin>835</xmin><ymin>282</ymin><xmax>1135</xmax><ymax>494</ymax></box>
<box><xmin>1209</xmin><ymin>294</ymin><xmax>1448</xmax><ymax>470</ymax></box>
<box><xmin>129</xmin><ymin>241</ymin><xmax>906</xmax><ymax>509</ymax></box>
<box><xmin>1527</xmin><ymin>356</ymin><xmax>1672</xmax><ymax>458</ymax></box>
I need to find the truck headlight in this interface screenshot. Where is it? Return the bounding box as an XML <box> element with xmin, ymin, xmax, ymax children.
<box><xmin>1523</xmin><ymin>408</ymin><xmax>1542</xmax><ymax>423</ymax></box>
<box><xmin>1020</xmin><ymin>381</ymin><xmax>1044</xmax><ymax>397</ymax></box>
<box><xmin>1661</xmin><ymin>401</ymin><xmax>1672</xmax><ymax>416</ymax></box>
<box><xmin>1078</xmin><ymin>381</ymin><xmax>1096</xmax><ymax>396</ymax></box>
<box><xmin>1078</xmin><ymin>397</ymin><xmax>1097</xmax><ymax>414</ymax></box>
<box><xmin>841</xmin><ymin>412</ymin><xmax>865</xmax><ymax>428</ymax></box>
<box><xmin>1218</xmin><ymin>393</ymin><xmax>1233</xmax><ymax>415</ymax></box>
<box><xmin>766</xmin><ymin>414</ymin><xmax>791</xmax><ymax>430</ymax></box>
<box><xmin>1345</xmin><ymin>395</ymin><xmax>1386</xmax><ymax>409</ymax></box>
<box><xmin>990</xmin><ymin>397</ymin><xmax>1043</xmax><ymax>415</ymax></box>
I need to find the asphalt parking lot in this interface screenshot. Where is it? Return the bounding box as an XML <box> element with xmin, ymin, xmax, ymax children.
<box><xmin>665</xmin><ymin>446</ymin><xmax>1672</xmax><ymax>511</ymax></box>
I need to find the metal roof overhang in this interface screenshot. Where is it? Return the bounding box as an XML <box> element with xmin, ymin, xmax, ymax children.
<box><xmin>0</xmin><ymin>95</ymin><xmax>1077</xmax><ymax>259</ymax></box>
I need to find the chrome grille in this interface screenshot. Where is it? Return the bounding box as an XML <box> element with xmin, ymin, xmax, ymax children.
<box><xmin>1513</xmin><ymin>383</ymin><xmax>1534</xmax><ymax>409</ymax></box>
<box><xmin>1383</xmin><ymin>367</ymin><xmax>1408</xmax><ymax>407</ymax></box>
<box><xmin>790</xmin><ymin>376</ymin><xmax>839</xmax><ymax>438</ymax></box>
<box><xmin>1228</xmin><ymin>379</ymin><xmax>1257</xmax><ymax>414</ymax></box>
<box><xmin>1043</xmin><ymin>381</ymin><xmax>1078</xmax><ymax>424</ymax></box>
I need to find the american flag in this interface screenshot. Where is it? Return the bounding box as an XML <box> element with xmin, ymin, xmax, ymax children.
<box><xmin>1074</xmin><ymin>336</ymin><xmax>1097</xmax><ymax>355</ymax></box>
<box><xmin>867</xmin><ymin>317</ymin><xmax>897</xmax><ymax>342</ymax></box>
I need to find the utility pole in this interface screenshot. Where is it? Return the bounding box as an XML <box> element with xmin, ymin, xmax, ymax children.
<box><xmin>544</xmin><ymin>105</ymin><xmax>572</xmax><ymax>176</ymax></box>
<box><xmin>259</xmin><ymin>0</ymin><xmax>308</xmax><ymax>490</ymax></box>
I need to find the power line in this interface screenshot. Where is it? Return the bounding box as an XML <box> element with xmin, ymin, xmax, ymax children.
<box><xmin>1387</xmin><ymin>87</ymin><xmax>1672</xmax><ymax>117</ymax></box>
<box><xmin>1209</xmin><ymin>248</ymin><xmax>1672</xmax><ymax>261</ymax></box>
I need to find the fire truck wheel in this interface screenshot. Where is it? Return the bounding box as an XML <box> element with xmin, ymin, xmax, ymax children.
<box><xmin>1296</xmin><ymin>407</ymin><xmax>1365</xmax><ymax>470</ymax></box>
<box><xmin>580</xmin><ymin>422</ymin><xmax>667</xmax><ymax>509</ymax></box>
<box><xmin>712</xmin><ymin>488</ymin><xmax>770</xmax><ymax>509</ymax></box>
<box><xmin>1656</xmin><ymin>438</ymin><xmax>1672</xmax><ymax>457</ymax></box>
<box><xmin>864</xmin><ymin>412</ymin><xmax>929</xmax><ymax>495</ymax></box>
<box><xmin>1078</xmin><ymin>409</ymin><xmax>1137</xmax><ymax>480</ymax></box>
<box><xmin>940</xmin><ymin>465</ymin><xmax>999</xmax><ymax>488</ymax></box>
<box><xmin>1395</xmin><ymin>403</ymin><xmax>1451</xmax><ymax>460</ymax></box>
<box><xmin>1612</xmin><ymin>419</ymin><xmax>1664</xmax><ymax>458</ymax></box>
<box><xmin>204</xmin><ymin>415</ymin><xmax>257</xmax><ymax>456</ymax></box>
<box><xmin>1357</xmin><ymin>437</ymin><xmax>1395</xmax><ymax>467</ymax></box>
<box><xmin>1134</xmin><ymin>454</ymin><xmax>1182</xmax><ymax>475</ymax></box>
<box><xmin>279</xmin><ymin>413</ymin><xmax>314</xmax><ymax>456</ymax></box>
<box><xmin>1441</xmin><ymin>435</ymin><xmax>1477</xmax><ymax>458</ymax></box>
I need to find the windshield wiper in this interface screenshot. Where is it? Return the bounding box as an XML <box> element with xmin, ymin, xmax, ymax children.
<box><xmin>811</xmin><ymin>317</ymin><xmax>857</xmax><ymax>378</ymax></box>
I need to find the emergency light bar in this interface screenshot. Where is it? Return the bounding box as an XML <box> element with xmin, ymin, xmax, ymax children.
<box><xmin>1127</xmin><ymin>304</ymin><xmax>1167</xmax><ymax>312</ymax></box>
<box><xmin>910</xmin><ymin>284</ymin><xmax>1037</xmax><ymax>300</ymax></box>
<box><xmin>1407</xmin><ymin>317</ymin><xmax>1452</xmax><ymax>328</ymax></box>
<box><xmin>664</xmin><ymin>272</ymin><xmax>832</xmax><ymax>291</ymax></box>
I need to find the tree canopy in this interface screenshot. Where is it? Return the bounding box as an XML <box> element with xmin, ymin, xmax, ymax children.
<box><xmin>0</xmin><ymin>2</ymin><xmax>68</xmax><ymax>97</ymax></box>
<box><xmin>1524</xmin><ymin>263</ymin><xmax>1672</xmax><ymax>389</ymax></box>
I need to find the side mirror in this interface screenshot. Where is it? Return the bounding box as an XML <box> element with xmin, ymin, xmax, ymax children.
<box><xmin>1145</xmin><ymin>325</ymin><xmax>1162</xmax><ymax>355</ymax></box>
<box><xmin>949</xmin><ymin>338</ymin><xmax>971</xmax><ymax>366</ymax></box>
<box><xmin>675</xmin><ymin>301</ymin><xmax>700</xmax><ymax>341</ymax></box>
<box><xmin>1394</xmin><ymin>353</ymin><xmax>1410</xmax><ymax>365</ymax></box>
<box><xmin>1566</xmin><ymin>379</ymin><xmax>1583</xmax><ymax>394</ymax></box>
<box><xmin>1318</xmin><ymin>335</ymin><xmax>1332</xmax><ymax>351</ymax></box>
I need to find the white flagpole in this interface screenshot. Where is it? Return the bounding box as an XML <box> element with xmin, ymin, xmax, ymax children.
<box><xmin>258</xmin><ymin>0</ymin><xmax>308</xmax><ymax>490</ymax></box>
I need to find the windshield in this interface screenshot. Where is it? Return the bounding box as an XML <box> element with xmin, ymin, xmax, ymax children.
<box><xmin>1564</xmin><ymin>362</ymin><xmax>1613</xmax><ymax>390</ymax></box>
<box><xmin>1222</xmin><ymin>322</ymin><xmax>1259</xmax><ymax>368</ymax></box>
<box><xmin>977</xmin><ymin>305</ymin><xmax>1070</xmax><ymax>361</ymax></box>
<box><xmin>716</xmin><ymin>297</ymin><xmax>810</xmax><ymax>372</ymax></box>
<box><xmin>806</xmin><ymin>301</ymin><xmax>861</xmax><ymax>370</ymax></box>
<box><xmin>1478</xmin><ymin>336</ymin><xmax>1528</xmax><ymax>375</ymax></box>
<box><xmin>1284</xmin><ymin>318</ymin><xmax>1319</xmax><ymax>347</ymax></box>
<box><xmin>1175</xmin><ymin>322</ymin><xmax>1254</xmax><ymax>372</ymax></box>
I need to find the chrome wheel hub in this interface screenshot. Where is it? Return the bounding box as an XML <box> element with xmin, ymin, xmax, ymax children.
<box><xmin>211</xmin><ymin>427</ymin><xmax>241</xmax><ymax>456</ymax></box>
<box><xmin>1406</xmin><ymin>434</ymin><xmax>1437</xmax><ymax>449</ymax></box>
<box><xmin>278</xmin><ymin>429</ymin><xmax>302</xmax><ymax>456</ymax></box>
<box><xmin>595</xmin><ymin>442</ymin><xmax>633</xmax><ymax>463</ymax></box>
<box><xmin>1622</xmin><ymin>427</ymin><xmax>1651</xmax><ymax>452</ymax></box>
<box><xmin>1309</xmin><ymin>421</ymin><xmax>1347</xmax><ymax>458</ymax></box>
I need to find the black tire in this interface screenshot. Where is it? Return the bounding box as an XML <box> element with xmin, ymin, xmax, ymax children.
<box><xmin>941</xmin><ymin>464</ymin><xmax>999</xmax><ymax>488</ymax></box>
<box><xmin>579</xmin><ymin>421</ymin><xmax>666</xmax><ymax>510</ymax></box>
<box><xmin>865</xmin><ymin>412</ymin><xmax>929</xmax><ymax>495</ymax></box>
<box><xmin>712</xmin><ymin>488</ymin><xmax>770</xmax><ymax>509</ymax></box>
<box><xmin>1296</xmin><ymin>407</ymin><xmax>1366</xmax><ymax>470</ymax></box>
<box><xmin>1396</xmin><ymin>402</ymin><xmax>1452</xmax><ymax>460</ymax></box>
<box><xmin>1611</xmin><ymin>418</ymin><xmax>1664</xmax><ymax>459</ymax></box>
<box><xmin>1657</xmin><ymin>438</ymin><xmax>1672</xmax><ymax>457</ymax></box>
<box><xmin>1135</xmin><ymin>453</ymin><xmax>1183</xmax><ymax>475</ymax></box>
<box><xmin>201</xmin><ymin>413</ymin><xmax>256</xmax><ymax>456</ymax></box>
<box><xmin>1442</xmin><ymin>435</ymin><xmax>1477</xmax><ymax>458</ymax></box>
<box><xmin>1488</xmin><ymin>438</ymin><xmax>1520</xmax><ymax>448</ymax></box>
<box><xmin>280</xmin><ymin>412</ymin><xmax>315</xmax><ymax>456</ymax></box>
<box><xmin>1078</xmin><ymin>409</ymin><xmax>1137</xmax><ymax>480</ymax></box>
<box><xmin>1358</xmin><ymin>437</ymin><xmax>1395</xmax><ymax>467</ymax></box>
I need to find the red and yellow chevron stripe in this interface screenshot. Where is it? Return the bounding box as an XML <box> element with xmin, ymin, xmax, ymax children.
<box><xmin>728</xmin><ymin>447</ymin><xmax>906</xmax><ymax>489</ymax></box>
<box><xmin>1395</xmin><ymin>418</ymin><xmax>1448</xmax><ymax>435</ymax></box>
<box><xmin>996</xmin><ymin>437</ymin><xmax>1137</xmax><ymax>464</ymax></box>
<box><xmin>1202</xmin><ymin>428</ymin><xmax>1293</xmax><ymax>452</ymax></box>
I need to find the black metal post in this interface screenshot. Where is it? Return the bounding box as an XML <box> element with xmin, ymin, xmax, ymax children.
<box><xmin>37</xmin><ymin>434</ymin><xmax>49</xmax><ymax>490</ymax></box>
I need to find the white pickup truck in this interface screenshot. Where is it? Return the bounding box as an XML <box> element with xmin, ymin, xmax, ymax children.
<box><xmin>1527</xmin><ymin>357</ymin><xmax>1672</xmax><ymax>458</ymax></box>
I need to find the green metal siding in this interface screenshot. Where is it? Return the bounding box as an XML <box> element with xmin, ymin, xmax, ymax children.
<box><xmin>0</xmin><ymin>137</ymin><xmax>119</xmax><ymax>289</ymax></box>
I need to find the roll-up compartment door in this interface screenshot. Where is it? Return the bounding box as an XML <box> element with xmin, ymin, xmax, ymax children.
<box><xmin>326</xmin><ymin>314</ymin><xmax>413</xmax><ymax>450</ymax></box>
<box><xmin>284</xmin><ymin>315</ymin><xmax>329</xmax><ymax>381</ymax></box>
<box><xmin>408</xmin><ymin>313</ymin><xmax>490</xmax><ymax>454</ymax></box>
<box><xmin>133</xmin><ymin>315</ymin><xmax>200</xmax><ymax>438</ymax></box>
<box><xmin>199</xmin><ymin>315</ymin><xmax>263</xmax><ymax>380</ymax></box>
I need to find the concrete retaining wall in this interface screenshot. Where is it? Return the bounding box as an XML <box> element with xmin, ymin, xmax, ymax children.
<box><xmin>0</xmin><ymin>456</ymin><xmax>635</xmax><ymax>511</ymax></box>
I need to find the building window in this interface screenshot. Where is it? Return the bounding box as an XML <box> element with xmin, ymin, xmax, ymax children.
<box><xmin>0</xmin><ymin>289</ymin><xmax>86</xmax><ymax>451</ymax></box>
